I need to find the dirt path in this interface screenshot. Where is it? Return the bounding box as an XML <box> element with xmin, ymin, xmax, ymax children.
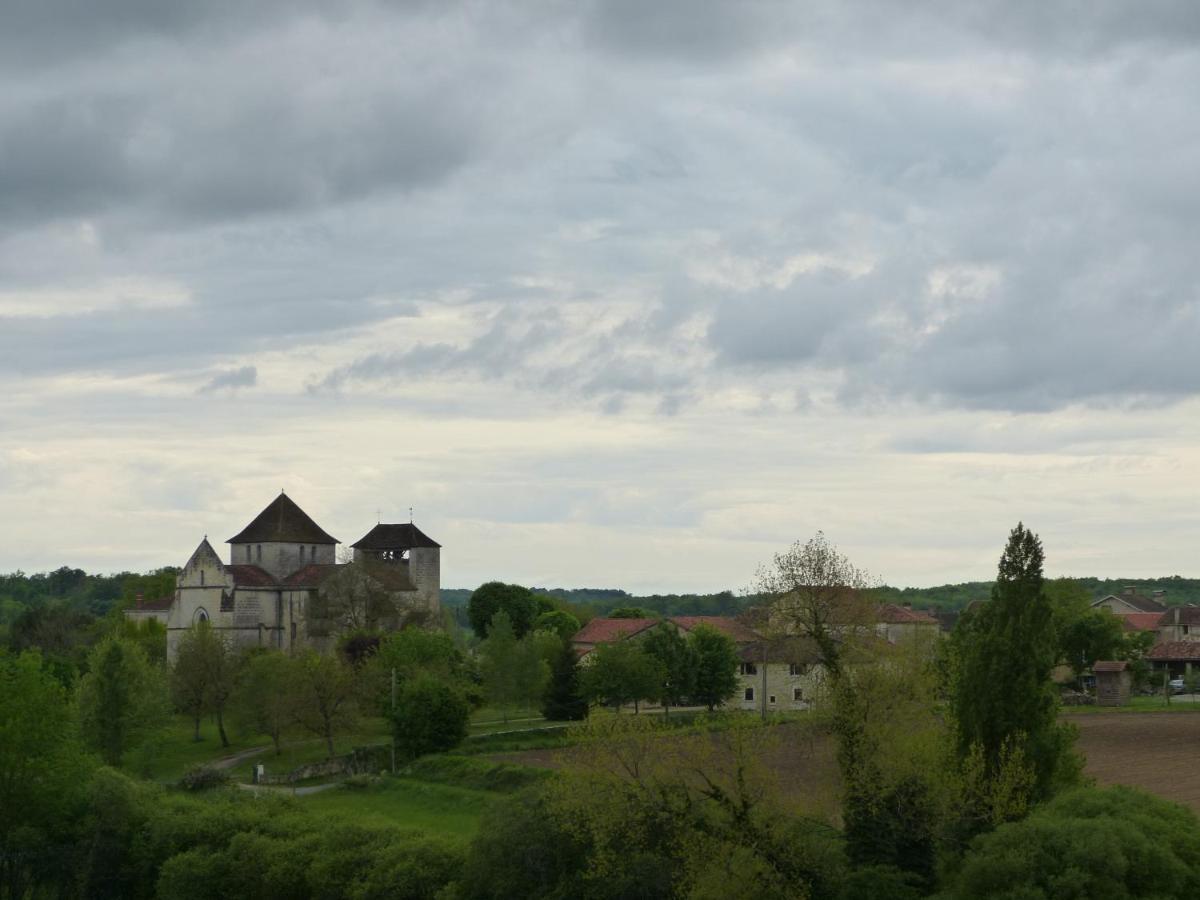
<box><xmin>211</xmin><ymin>746</ymin><xmax>269</xmax><ymax>770</ymax></box>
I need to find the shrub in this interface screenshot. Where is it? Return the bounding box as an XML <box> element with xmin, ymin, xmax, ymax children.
<box><xmin>178</xmin><ymin>764</ymin><xmax>231</xmax><ymax>792</ymax></box>
<box><xmin>391</xmin><ymin>674</ymin><xmax>470</xmax><ymax>761</ymax></box>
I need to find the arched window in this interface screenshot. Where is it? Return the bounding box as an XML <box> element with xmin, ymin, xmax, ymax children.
<box><xmin>299</xmin><ymin>545</ymin><xmax>306</xmax><ymax>563</ymax></box>
<box><xmin>256</xmin><ymin>545</ymin><xmax>262</xmax><ymax>562</ymax></box>
<box><xmin>194</xmin><ymin>607</ymin><xmax>210</xmax><ymax>624</ymax></box>
<box><xmin>246</xmin><ymin>545</ymin><xmax>252</xmax><ymax>562</ymax></box>
<box><xmin>200</xmin><ymin>570</ymin><xmax>205</xmax><ymax>586</ymax></box>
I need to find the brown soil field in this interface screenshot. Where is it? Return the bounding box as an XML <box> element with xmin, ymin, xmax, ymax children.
<box><xmin>495</xmin><ymin>712</ymin><xmax>1200</xmax><ymax>814</ymax></box>
<box><xmin>1068</xmin><ymin>712</ymin><xmax>1200</xmax><ymax>811</ymax></box>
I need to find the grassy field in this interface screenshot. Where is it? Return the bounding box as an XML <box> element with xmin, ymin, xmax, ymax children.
<box><xmin>1061</xmin><ymin>694</ymin><xmax>1200</xmax><ymax>715</ymax></box>
<box><xmin>300</xmin><ymin>778</ymin><xmax>494</xmax><ymax>838</ymax></box>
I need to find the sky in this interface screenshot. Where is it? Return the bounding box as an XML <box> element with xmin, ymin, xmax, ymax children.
<box><xmin>3</xmin><ymin>1</ymin><xmax>1200</xmax><ymax>593</ymax></box>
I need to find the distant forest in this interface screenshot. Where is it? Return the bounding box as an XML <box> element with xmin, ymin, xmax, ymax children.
<box><xmin>5</xmin><ymin>568</ymin><xmax>1200</xmax><ymax>641</ymax></box>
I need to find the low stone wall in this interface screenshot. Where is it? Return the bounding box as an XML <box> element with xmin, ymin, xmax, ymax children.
<box><xmin>256</xmin><ymin>743</ymin><xmax>391</xmax><ymax>784</ymax></box>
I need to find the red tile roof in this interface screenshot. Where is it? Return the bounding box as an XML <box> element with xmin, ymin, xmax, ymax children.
<box><xmin>1147</xmin><ymin>641</ymin><xmax>1200</xmax><ymax>662</ymax></box>
<box><xmin>133</xmin><ymin>596</ymin><xmax>173</xmax><ymax>611</ymax></box>
<box><xmin>227</xmin><ymin>564</ymin><xmax>276</xmax><ymax>587</ymax></box>
<box><xmin>669</xmin><ymin>616</ymin><xmax>761</xmax><ymax>643</ymax></box>
<box><xmin>1120</xmin><ymin>613</ymin><xmax>1164</xmax><ymax>632</ymax></box>
<box><xmin>281</xmin><ymin>564</ymin><xmax>340</xmax><ymax>588</ymax></box>
<box><xmin>1093</xmin><ymin>660</ymin><xmax>1129</xmax><ymax>673</ymax></box>
<box><xmin>571</xmin><ymin>617</ymin><xmax>660</xmax><ymax>645</ymax></box>
<box><xmin>876</xmin><ymin>604</ymin><xmax>939</xmax><ymax>625</ymax></box>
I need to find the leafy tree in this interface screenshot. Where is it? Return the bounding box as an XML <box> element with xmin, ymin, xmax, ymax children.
<box><xmin>533</xmin><ymin>608</ymin><xmax>581</xmax><ymax>639</ymax></box>
<box><xmin>360</xmin><ymin>626</ymin><xmax>475</xmax><ymax>714</ymax></box>
<box><xmin>77</xmin><ymin>635</ymin><xmax>169</xmax><ymax>766</ymax></box>
<box><xmin>688</xmin><ymin>624</ymin><xmax>739</xmax><ymax>711</ymax></box>
<box><xmin>641</xmin><ymin>625</ymin><xmax>695</xmax><ymax>713</ymax></box>
<box><xmin>171</xmin><ymin>625</ymin><xmax>212</xmax><ymax>742</ymax></box>
<box><xmin>468</xmin><ymin>581</ymin><xmax>539</xmax><ymax>639</ymax></box>
<box><xmin>170</xmin><ymin>620</ymin><xmax>238</xmax><ymax>746</ymax></box>
<box><xmin>307</xmin><ymin>560</ymin><xmax>431</xmax><ymax>638</ymax></box>
<box><xmin>946</xmin><ymin>786</ymin><xmax>1200</xmax><ymax>899</ymax></box>
<box><xmin>609</xmin><ymin>606</ymin><xmax>654</xmax><ymax>619</ymax></box>
<box><xmin>951</xmin><ymin>523</ymin><xmax>1080</xmax><ymax>806</ymax></box>
<box><xmin>289</xmin><ymin>650</ymin><xmax>357</xmax><ymax>757</ymax></box>
<box><xmin>0</xmin><ymin>650</ymin><xmax>92</xmax><ymax>898</ymax></box>
<box><xmin>753</xmin><ymin>531</ymin><xmax>876</xmax><ymax>680</ymax></box>
<box><xmin>1047</xmin><ymin>578</ymin><xmax>1125</xmax><ymax>676</ymax></box>
<box><xmin>231</xmin><ymin>650</ymin><xmax>294</xmax><ymax>754</ymax></box>
<box><xmin>391</xmin><ymin>674</ymin><xmax>470</xmax><ymax>760</ymax></box>
<box><xmin>479</xmin><ymin>610</ymin><xmax>521</xmax><ymax>721</ymax></box>
<box><xmin>579</xmin><ymin>640</ymin><xmax>663</xmax><ymax>712</ymax></box>
<box><xmin>542</xmin><ymin>637</ymin><xmax>587</xmax><ymax>721</ymax></box>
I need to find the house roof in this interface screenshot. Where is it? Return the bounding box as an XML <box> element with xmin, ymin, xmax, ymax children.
<box><xmin>669</xmin><ymin>615</ymin><xmax>760</xmax><ymax>643</ymax></box>
<box><xmin>227</xmin><ymin>492</ymin><xmax>338</xmax><ymax>545</ymax></box>
<box><xmin>281</xmin><ymin>564</ymin><xmax>341</xmax><ymax>588</ymax></box>
<box><xmin>1121</xmin><ymin>612</ymin><xmax>1165</xmax><ymax>632</ymax></box>
<box><xmin>351</xmin><ymin>523</ymin><xmax>440</xmax><ymax>550</ymax></box>
<box><xmin>571</xmin><ymin>617</ymin><xmax>660</xmax><ymax>645</ymax></box>
<box><xmin>133</xmin><ymin>595</ymin><xmax>173</xmax><ymax>611</ymax></box>
<box><xmin>1093</xmin><ymin>660</ymin><xmax>1129</xmax><ymax>673</ymax></box>
<box><xmin>1095</xmin><ymin>592</ymin><xmax>1167</xmax><ymax>614</ymax></box>
<box><xmin>877</xmin><ymin>604</ymin><xmax>939</xmax><ymax>625</ymax></box>
<box><xmin>227</xmin><ymin>564</ymin><xmax>277</xmax><ymax>587</ymax></box>
<box><xmin>1157</xmin><ymin>607</ymin><xmax>1200</xmax><ymax>627</ymax></box>
<box><xmin>1148</xmin><ymin>641</ymin><xmax>1200</xmax><ymax>662</ymax></box>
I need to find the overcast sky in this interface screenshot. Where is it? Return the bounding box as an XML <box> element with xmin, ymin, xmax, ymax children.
<box><xmin>3</xmin><ymin>1</ymin><xmax>1200</xmax><ymax>592</ymax></box>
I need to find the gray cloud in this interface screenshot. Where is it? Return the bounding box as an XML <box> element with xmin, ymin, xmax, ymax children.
<box><xmin>199</xmin><ymin>365</ymin><xmax>257</xmax><ymax>393</ymax></box>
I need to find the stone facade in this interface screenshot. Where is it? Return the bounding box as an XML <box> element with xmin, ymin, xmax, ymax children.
<box><xmin>152</xmin><ymin>493</ymin><xmax>441</xmax><ymax>660</ymax></box>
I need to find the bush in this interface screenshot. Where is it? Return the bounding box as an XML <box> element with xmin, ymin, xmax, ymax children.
<box><xmin>946</xmin><ymin>786</ymin><xmax>1200</xmax><ymax>898</ymax></box>
<box><xmin>178</xmin><ymin>764</ymin><xmax>231</xmax><ymax>792</ymax></box>
<box><xmin>404</xmin><ymin>755</ymin><xmax>548</xmax><ymax>793</ymax></box>
<box><xmin>391</xmin><ymin>674</ymin><xmax>470</xmax><ymax>761</ymax></box>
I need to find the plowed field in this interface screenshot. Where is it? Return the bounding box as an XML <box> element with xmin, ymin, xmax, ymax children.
<box><xmin>1069</xmin><ymin>712</ymin><xmax>1200</xmax><ymax>810</ymax></box>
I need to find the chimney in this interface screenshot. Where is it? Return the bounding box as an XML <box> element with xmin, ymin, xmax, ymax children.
<box><xmin>135</xmin><ymin>592</ymin><xmax>143</xmax><ymax>609</ymax></box>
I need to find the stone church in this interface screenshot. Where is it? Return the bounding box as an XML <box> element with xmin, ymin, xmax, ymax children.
<box><xmin>160</xmin><ymin>492</ymin><xmax>440</xmax><ymax>660</ymax></box>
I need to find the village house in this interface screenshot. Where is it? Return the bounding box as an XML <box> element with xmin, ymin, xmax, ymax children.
<box><xmin>1091</xmin><ymin>586</ymin><xmax>1168</xmax><ymax>617</ymax></box>
<box><xmin>128</xmin><ymin>492</ymin><xmax>440</xmax><ymax>660</ymax></box>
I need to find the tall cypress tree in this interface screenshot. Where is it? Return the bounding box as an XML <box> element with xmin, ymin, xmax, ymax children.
<box><xmin>542</xmin><ymin>638</ymin><xmax>587</xmax><ymax>721</ymax></box>
<box><xmin>952</xmin><ymin>523</ymin><xmax>1079</xmax><ymax>802</ymax></box>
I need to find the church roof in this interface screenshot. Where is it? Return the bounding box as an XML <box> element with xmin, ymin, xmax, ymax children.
<box><xmin>350</xmin><ymin>523</ymin><xmax>440</xmax><ymax>550</ymax></box>
<box><xmin>228</xmin><ymin>564</ymin><xmax>277</xmax><ymax>587</ymax></box>
<box><xmin>227</xmin><ymin>493</ymin><xmax>338</xmax><ymax>545</ymax></box>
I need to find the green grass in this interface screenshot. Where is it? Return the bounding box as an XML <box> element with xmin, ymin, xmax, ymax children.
<box><xmin>127</xmin><ymin>715</ymin><xmax>269</xmax><ymax>782</ymax></box>
<box><xmin>229</xmin><ymin>718</ymin><xmax>392</xmax><ymax>783</ymax></box>
<box><xmin>300</xmin><ymin>777</ymin><xmax>495</xmax><ymax>838</ymax></box>
<box><xmin>1063</xmin><ymin>695</ymin><xmax>1200</xmax><ymax>715</ymax></box>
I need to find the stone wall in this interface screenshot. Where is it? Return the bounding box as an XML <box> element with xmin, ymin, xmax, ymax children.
<box><xmin>409</xmin><ymin>546</ymin><xmax>440</xmax><ymax>612</ymax></box>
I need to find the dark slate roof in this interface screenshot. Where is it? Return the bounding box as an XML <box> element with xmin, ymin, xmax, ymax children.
<box><xmin>350</xmin><ymin>523</ymin><xmax>440</xmax><ymax>550</ymax></box>
<box><xmin>228</xmin><ymin>564</ymin><xmax>277</xmax><ymax>587</ymax></box>
<box><xmin>1158</xmin><ymin>607</ymin><xmax>1200</xmax><ymax>627</ymax></box>
<box><xmin>1096</xmin><ymin>592</ymin><xmax>1167</xmax><ymax>613</ymax></box>
<box><xmin>227</xmin><ymin>493</ymin><xmax>338</xmax><ymax>545</ymax></box>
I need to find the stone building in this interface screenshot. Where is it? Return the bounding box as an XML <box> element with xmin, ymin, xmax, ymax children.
<box><xmin>153</xmin><ymin>492</ymin><xmax>440</xmax><ymax>660</ymax></box>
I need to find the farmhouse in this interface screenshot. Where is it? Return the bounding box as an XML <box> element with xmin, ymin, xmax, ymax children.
<box><xmin>132</xmin><ymin>492</ymin><xmax>441</xmax><ymax>660</ymax></box>
<box><xmin>1092</xmin><ymin>587</ymin><xmax>1168</xmax><ymax>617</ymax></box>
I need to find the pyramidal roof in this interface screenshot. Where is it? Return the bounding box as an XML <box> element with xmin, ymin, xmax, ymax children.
<box><xmin>351</xmin><ymin>522</ymin><xmax>440</xmax><ymax>550</ymax></box>
<box><xmin>227</xmin><ymin>492</ymin><xmax>338</xmax><ymax>545</ymax></box>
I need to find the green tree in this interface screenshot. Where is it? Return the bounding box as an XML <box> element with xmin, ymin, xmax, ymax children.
<box><xmin>170</xmin><ymin>625</ymin><xmax>211</xmax><ymax>742</ymax></box>
<box><xmin>542</xmin><ymin>638</ymin><xmax>587</xmax><ymax>721</ymax></box>
<box><xmin>641</xmin><ymin>625</ymin><xmax>695</xmax><ymax>714</ymax></box>
<box><xmin>170</xmin><ymin>620</ymin><xmax>238</xmax><ymax>746</ymax></box>
<box><xmin>579</xmin><ymin>640</ymin><xmax>663</xmax><ymax>712</ymax></box>
<box><xmin>1047</xmin><ymin>578</ymin><xmax>1125</xmax><ymax>677</ymax></box>
<box><xmin>533</xmin><ymin>609</ymin><xmax>581</xmax><ymax>639</ymax></box>
<box><xmin>392</xmin><ymin>674</ymin><xmax>470</xmax><ymax>760</ymax></box>
<box><xmin>479</xmin><ymin>609</ymin><xmax>520</xmax><ymax>721</ymax></box>
<box><xmin>946</xmin><ymin>786</ymin><xmax>1200</xmax><ymax>899</ymax></box>
<box><xmin>230</xmin><ymin>651</ymin><xmax>294</xmax><ymax>754</ymax></box>
<box><xmin>289</xmin><ymin>650</ymin><xmax>357</xmax><ymax>757</ymax></box>
<box><xmin>753</xmin><ymin>531</ymin><xmax>877</xmax><ymax>680</ymax></box>
<box><xmin>951</xmin><ymin>523</ymin><xmax>1080</xmax><ymax>806</ymax></box>
<box><xmin>360</xmin><ymin>626</ymin><xmax>474</xmax><ymax>714</ymax></box>
<box><xmin>78</xmin><ymin>635</ymin><xmax>169</xmax><ymax>766</ymax></box>
<box><xmin>688</xmin><ymin>624</ymin><xmax>740</xmax><ymax>711</ymax></box>
<box><xmin>468</xmin><ymin>581</ymin><xmax>540</xmax><ymax>639</ymax></box>
<box><xmin>0</xmin><ymin>650</ymin><xmax>92</xmax><ymax>899</ymax></box>
<box><xmin>609</xmin><ymin>606</ymin><xmax>654</xmax><ymax>619</ymax></box>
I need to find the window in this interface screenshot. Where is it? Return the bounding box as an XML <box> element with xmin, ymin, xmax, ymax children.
<box><xmin>744</xmin><ymin>687</ymin><xmax>755</xmax><ymax>701</ymax></box>
<box><xmin>769</xmin><ymin>695</ymin><xmax>777</xmax><ymax>705</ymax></box>
<box><xmin>740</xmin><ymin>662</ymin><xmax>758</xmax><ymax>676</ymax></box>
<box><xmin>793</xmin><ymin>688</ymin><xmax>804</xmax><ymax>702</ymax></box>
<box><xmin>299</xmin><ymin>546</ymin><xmax>306</xmax><ymax>563</ymax></box>
<box><xmin>194</xmin><ymin>608</ymin><xmax>209</xmax><ymax>624</ymax></box>
<box><xmin>246</xmin><ymin>545</ymin><xmax>252</xmax><ymax>562</ymax></box>
<box><xmin>256</xmin><ymin>545</ymin><xmax>262</xmax><ymax>562</ymax></box>
<box><xmin>789</xmin><ymin>663</ymin><xmax>806</xmax><ymax>677</ymax></box>
<box><xmin>199</xmin><ymin>570</ymin><xmax>205</xmax><ymax>586</ymax></box>
<box><xmin>1185</xmin><ymin>625</ymin><xmax>1191</xmax><ymax>636</ymax></box>
<box><xmin>312</xmin><ymin>545</ymin><xmax>317</xmax><ymax>559</ymax></box>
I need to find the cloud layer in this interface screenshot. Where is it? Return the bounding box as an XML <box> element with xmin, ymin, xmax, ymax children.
<box><xmin>3</xmin><ymin>2</ymin><xmax>1200</xmax><ymax>586</ymax></box>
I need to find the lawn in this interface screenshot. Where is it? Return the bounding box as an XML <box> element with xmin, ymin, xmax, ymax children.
<box><xmin>300</xmin><ymin>777</ymin><xmax>494</xmax><ymax>839</ymax></box>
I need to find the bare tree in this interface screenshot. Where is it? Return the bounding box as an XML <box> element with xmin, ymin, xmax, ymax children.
<box><xmin>306</xmin><ymin>560</ymin><xmax>430</xmax><ymax>638</ymax></box>
<box><xmin>751</xmin><ymin>531</ymin><xmax>878</xmax><ymax>680</ymax></box>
